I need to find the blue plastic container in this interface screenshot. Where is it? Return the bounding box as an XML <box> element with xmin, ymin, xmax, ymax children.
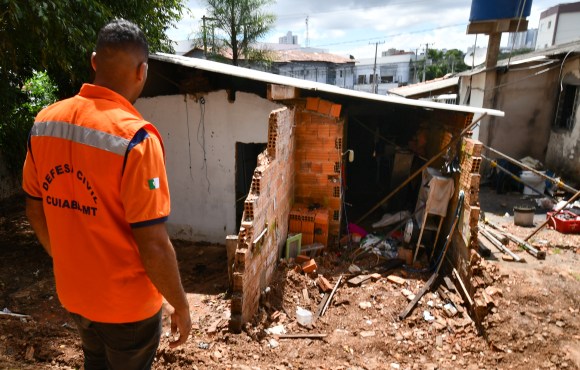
<box><xmin>469</xmin><ymin>0</ymin><xmax>533</xmax><ymax>21</ymax></box>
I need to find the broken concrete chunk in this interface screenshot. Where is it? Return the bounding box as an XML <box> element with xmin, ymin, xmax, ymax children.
<box><xmin>387</xmin><ymin>275</ymin><xmax>406</xmax><ymax>285</ymax></box>
<box><xmin>360</xmin><ymin>330</ymin><xmax>376</xmax><ymax>338</ymax></box>
<box><xmin>348</xmin><ymin>264</ymin><xmax>361</xmax><ymax>273</ymax></box>
<box><xmin>359</xmin><ymin>301</ymin><xmax>372</xmax><ymax>310</ymax></box>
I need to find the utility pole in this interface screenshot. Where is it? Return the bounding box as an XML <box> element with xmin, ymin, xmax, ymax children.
<box><xmin>422</xmin><ymin>43</ymin><xmax>433</xmax><ymax>82</ymax></box>
<box><xmin>414</xmin><ymin>47</ymin><xmax>419</xmax><ymax>83</ymax></box>
<box><xmin>370</xmin><ymin>41</ymin><xmax>385</xmax><ymax>94</ymax></box>
<box><xmin>202</xmin><ymin>15</ymin><xmax>217</xmax><ymax>58</ymax></box>
<box><xmin>305</xmin><ymin>16</ymin><xmax>310</xmax><ymax>47</ymax></box>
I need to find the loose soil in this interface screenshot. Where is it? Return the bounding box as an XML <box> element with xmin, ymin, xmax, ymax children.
<box><xmin>1</xmin><ymin>186</ymin><xmax>579</xmax><ymax>369</ymax></box>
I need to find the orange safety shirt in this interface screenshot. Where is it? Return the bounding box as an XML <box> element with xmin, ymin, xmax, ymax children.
<box><xmin>22</xmin><ymin>84</ymin><xmax>169</xmax><ymax>323</ymax></box>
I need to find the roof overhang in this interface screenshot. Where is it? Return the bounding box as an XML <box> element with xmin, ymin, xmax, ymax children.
<box><xmin>150</xmin><ymin>53</ymin><xmax>505</xmax><ymax>117</ymax></box>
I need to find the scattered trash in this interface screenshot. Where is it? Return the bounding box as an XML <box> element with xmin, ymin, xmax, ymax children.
<box><xmin>268</xmin><ymin>338</ymin><xmax>279</xmax><ymax>348</ymax></box>
<box><xmin>295</xmin><ymin>307</ymin><xmax>313</xmax><ymax>327</ymax></box>
<box><xmin>348</xmin><ymin>264</ymin><xmax>361</xmax><ymax>273</ymax></box>
<box><xmin>198</xmin><ymin>342</ymin><xmax>210</xmax><ymax>350</ymax></box>
<box><xmin>347</xmin><ymin>223</ymin><xmax>368</xmax><ymax>237</ymax></box>
<box><xmin>423</xmin><ymin>310</ymin><xmax>435</xmax><ymax>322</ymax></box>
<box><xmin>372</xmin><ymin>210</ymin><xmax>411</xmax><ymax>228</ymax></box>
<box><xmin>265</xmin><ymin>324</ymin><xmax>286</xmax><ymax>335</ymax></box>
<box><xmin>443</xmin><ymin>303</ymin><xmax>458</xmax><ymax>317</ymax></box>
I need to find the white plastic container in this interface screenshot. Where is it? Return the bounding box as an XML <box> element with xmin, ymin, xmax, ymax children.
<box><xmin>295</xmin><ymin>307</ymin><xmax>313</xmax><ymax>326</ymax></box>
<box><xmin>520</xmin><ymin>171</ymin><xmax>545</xmax><ymax>195</ymax></box>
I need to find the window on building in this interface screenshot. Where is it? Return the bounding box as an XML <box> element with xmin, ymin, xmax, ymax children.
<box><xmin>381</xmin><ymin>76</ymin><xmax>394</xmax><ymax>83</ymax></box>
<box><xmin>357</xmin><ymin>75</ymin><xmax>367</xmax><ymax>84</ymax></box>
<box><xmin>339</xmin><ymin>70</ymin><xmax>343</xmax><ymax>78</ymax></box>
<box><xmin>548</xmin><ymin>21</ymin><xmax>552</xmax><ymax>29</ymax></box>
<box><xmin>554</xmin><ymin>84</ymin><xmax>579</xmax><ymax>130</ymax></box>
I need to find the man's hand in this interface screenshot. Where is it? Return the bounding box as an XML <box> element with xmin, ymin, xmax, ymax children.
<box><xmin>132</xmin><ymin>223</ymin><xmax>191</xmax><ymax>348</ymax></box>
<box><xmin>169</xmin><ymin>305</ymin><xmax>192</xmax><ymax>348</ymax></box>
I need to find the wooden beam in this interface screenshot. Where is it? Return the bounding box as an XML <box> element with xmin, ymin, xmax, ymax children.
<box><xmin>467</xmin><ymin>19</ymin><xmax>528</xmax><ymax>35</ymax></box>
<box><xmin>267</xmin><ymin>84</ymin><xmax>300</xmax><ymax>100</ymax></box>
<box><xmin>398</xmin><ymin>272</ymin><xmax>438</xmax><ymax>320</ymax></box>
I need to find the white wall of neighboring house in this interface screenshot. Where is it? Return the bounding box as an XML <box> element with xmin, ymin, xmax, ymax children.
<box><xmin>334</xmin><ymin>65</ymin><xmax>355</xmax><ymax>89</ymax></box>
<box><xmin>536</xmin><ymin>13</ymin><xmax>558</xmax><ymax>49</ymax></box>
<box><xmin>135</xmin><ymin>91</ymin><xmax>282</xmax><ymax>243</ymax></box>
<box><xmin>554</xmin><ymin>12</ymin><xmax>580</xmax><ymax>45</ymax></box>
<box><xmin>278</xmin><ymin>63</ymin><xmax>332</xmax><ymax>84</ymax></box>
<box><xmin>354</xmin><ymin>53</ymin><xmax>414</xmax><ymax>94</ymax></box>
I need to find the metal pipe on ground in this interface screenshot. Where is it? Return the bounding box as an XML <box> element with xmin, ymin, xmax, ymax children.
<box><xmin>483</xmin><ymin>145</ymin><xmax>578</xmax><ymax>194</ymax></box>
<box><xmin>484</xmin><ymin>220</ymin><xmax>546</xmax><ymax>259</ymax></box>
<box><xmin>356</xmin><ymin>113</ymin><xmax>488</xmax><ymax>224</ymax></box>
<box><xmin>479</xmin><ymin>228</ymin><xmax>524</xmax><ymax>262</ymax></box>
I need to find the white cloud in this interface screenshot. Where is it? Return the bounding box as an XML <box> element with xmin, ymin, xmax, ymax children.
<box><xmin>172</xmin><ymin>0</ymin><xmax>565</xmax><ymax>58</ymax></box>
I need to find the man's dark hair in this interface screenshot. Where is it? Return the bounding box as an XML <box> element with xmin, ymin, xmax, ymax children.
<box><xmin>96</xmin><ymin>19</ymin><xmax>149</xmax><ymax>59</ymax></box>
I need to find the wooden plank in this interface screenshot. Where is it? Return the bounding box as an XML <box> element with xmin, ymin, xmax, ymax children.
<box><xmin>452</xmin><ymin>268</ymin><xmax>474</xmax><ymax>307</ymax></box>
<box><xmin>302</xmin><ymin>288</ymin><xmax>310</xmax><ymax>305</ymax></box>
<box><xmin>321</xmin><ymin>275</ymin><xmax>342</xmax><ymax>317</ymax></box>
<box><xmin>398</xmin><ymin>272</ymin><xmax>438</xmax><ymax>320</ymax></box>
<box><xmin>347</xmin><ymin>274</ymin><xmax>372</xmax><ymax>287</ymax></box>
<box><xmin>274</xmin><ymin>333</ymin><xmax>327</xmax><ymax>339</ymax></box>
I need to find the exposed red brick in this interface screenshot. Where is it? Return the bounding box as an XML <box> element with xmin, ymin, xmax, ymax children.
<box><xmin>305</xmin><ymin>97</ymin><xmax>320</xmax><ymax>111</ymax></box>
<box><xmin>302</xmin><ymin>259</ymin><xmax>317</xmax><ymax>274</ymax></box>
<box><xmin>317</xmin><ymin>276</ymin><xmax>333</xmax><ymax>292</ymax></box>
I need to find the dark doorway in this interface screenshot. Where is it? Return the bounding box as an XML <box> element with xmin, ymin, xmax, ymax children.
<box><xmin>235</xmin><ymin>142</ymin><xmax>267</xmax><ymax>228</ymax></box>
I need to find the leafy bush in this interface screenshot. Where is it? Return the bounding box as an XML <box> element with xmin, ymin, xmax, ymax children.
<box><xmin>0</xmin><ymin>71</ymin><xmax>57</xmax><ymax>177</ymax></box>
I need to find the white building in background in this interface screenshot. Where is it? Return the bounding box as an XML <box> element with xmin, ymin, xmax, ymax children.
<box><xmin>279</xmin><ymin>31</ymin><xmax>298</xmax><ymax>45</ymax></box>
<box><xmin>507</xmin><ymin>29</ymin><xmax>538</xmax><ymax>50</ymax></box>
<box><xmin>353</xmin><ymin>49</ymin><xmax>417</xmax><ymax>95</ymax></box>
<box><xmin>536</xmin><ymin>1</ymin><xmax>580</xmax><ymax>50</ymax></box>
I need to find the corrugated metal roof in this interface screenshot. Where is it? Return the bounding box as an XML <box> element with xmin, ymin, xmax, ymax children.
<box><xmin>151</xmin><ymin>53</ymin><xmax>504</xmax><ymax>117</ymax></box>
<box><xmin>271</xmin><ymin>49</ymin><xmax>353</xmax><ymax>64</ymax></box>
<box><xmin>388</xmin><ymin>77</ymin><xmax>459</xmax><ymax>98</ymax></box>
<box><xmin>459</xmin><ymin>40</ymin><xmax>580</xmax><ymax>76</ymax></box>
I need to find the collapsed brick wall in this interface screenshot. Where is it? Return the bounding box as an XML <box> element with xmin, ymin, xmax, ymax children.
<box><xmin>293</xmin><ymin>98</ymin><xmax>344</xmax><ymax>246</ymax></box>
<box><xmin>444</xmin><ymin>114</ymin><xmax>484</xmax><ymax>301</ymax></box>
<box><xmin>230</xmin><ymin>107</ymin><xmax>295</xmax><ymax>332</ymax></box>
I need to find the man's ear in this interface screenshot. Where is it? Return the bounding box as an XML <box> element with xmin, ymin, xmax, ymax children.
<box><xmin>138</xmin><ymin>62</ymin><xmax>148</xmax><ymax>82</ymax></box>
<box><xmin>90</xmin><ymin>52</ymin><xmax>97</xmax><ymax>72</ymax></box>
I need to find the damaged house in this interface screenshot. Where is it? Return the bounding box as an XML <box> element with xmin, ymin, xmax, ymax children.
<box><xmin>458</xmin><ymin>40</ymin><xmax>580</xmax><ymax>184</ymax></box>
<box><xmin>137</xmin><ymin>53</ymin><xmax>503</xmax><ymax>331</ymax></box>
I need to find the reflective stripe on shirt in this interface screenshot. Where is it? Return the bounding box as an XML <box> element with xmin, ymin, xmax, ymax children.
<box><xmin>31</xmin><ymin>121</ymin><xmax>130</xmax><ymax>156</ymax></box>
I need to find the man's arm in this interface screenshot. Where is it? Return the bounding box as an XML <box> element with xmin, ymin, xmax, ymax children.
<box><xmin>25</xmin><ymin>197</ymin><xmax>52</xmax><ymax>257</ymax></box>
<box><xmin>132</xmin><ymin>223</ymin><xmax>191</xmax><ymax>348</ymax></box>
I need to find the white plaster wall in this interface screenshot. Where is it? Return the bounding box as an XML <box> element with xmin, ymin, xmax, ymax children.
<box><xmin>545</xmin><ymin>59</ymin><xmax>580</xmax><ymax>181</ymax></box>
<box><xmin>135</xmin><ymin>91</ymin><xmax>282</xmax><ymax>242</ymax></box>
<box><xmin>536</xmin><ymin>13</ymin><xmax>557</xmax><ymax>49</ymax></box>
<box><xmin>555</xmin><ymin>13</ymin><xmax>580</xmax><ymax>45</ymax></box>
<box><xmin>458</xmin><ymin>73</ymin><xmax>485</xmax><ymax>140</ymax></box>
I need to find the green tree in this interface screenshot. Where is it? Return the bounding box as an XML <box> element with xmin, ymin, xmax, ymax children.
<box><xmin>1</xmin><ymin>0</ymin><xmax>186</xmax><ymax>176</ymax></box>
<box><xmin>416</xmin><ymin>48</ymin><xmax>469</xmax><ymax>82</ymax></box>
<box><xmin>0</xmin><ymin>72</ymin><xmax>58</xmax><ymax>176</ymax></box>
<box><xmin>204</xmin><ymin>0</ymin><xmax>276</xmax><ymax>66</ymax></box>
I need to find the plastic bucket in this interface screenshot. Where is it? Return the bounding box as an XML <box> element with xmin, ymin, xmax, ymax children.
<box><xmin>514</xmin><ymin>206</ymin><xmax>535</xmax><ymax>227</ymax></box>
<box><xmin>520</xmin><ymin>171</ymin><xmax>545</xmax><ymax>195</ymax></box>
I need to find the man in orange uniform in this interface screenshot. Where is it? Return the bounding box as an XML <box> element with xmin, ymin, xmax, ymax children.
<box><xmin>22</xmin><ymin>19</ymin><xmax>191</xmax><ymax>369</ymax></box>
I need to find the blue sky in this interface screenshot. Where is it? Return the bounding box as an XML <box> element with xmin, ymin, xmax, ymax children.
<box><xmin>166</xmin><ymin>0</ymin><xmax>567</xmax><ymax>58</ymax></box>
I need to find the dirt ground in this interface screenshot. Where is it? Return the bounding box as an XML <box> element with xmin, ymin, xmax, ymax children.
<box><xmin>1</xmin><ymin>185</ymin><xmax>579</xmax><ymax>370</ymax></box>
